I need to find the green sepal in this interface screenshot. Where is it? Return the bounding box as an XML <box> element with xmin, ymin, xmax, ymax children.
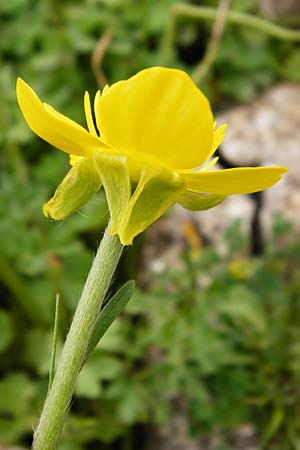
<box><xmin>94</xmin><ymin>154</ymin><xmax>131</xmax><ymax>234</ymax></box>
<box><xmin>178</xmin><ymin>190</ymin><xmax>226</xmax><ymax>211</ymax></box>
<box><xmin>43</xmin><ymin>157</ymin><xmax>102</xmax><ymax>219</ymax></box>
<box><xmin>84</xmin><ymin>280</ymin><xmax>135</xmax><ymax>361</ymax></box>
<box><xmin>119</xmin><ymin>165</ymin><xmax>185</xmax><ymax>245</ymax></box>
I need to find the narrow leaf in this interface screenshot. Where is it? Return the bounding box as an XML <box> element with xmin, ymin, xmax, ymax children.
<box><xmin>85</xmin><ymin>280</ymin><xmax>135</xmax><ymax>359</ymax></box>
<box><xmin>48</xmin><ymin>293</ymin><xmax>61</xmax><ymax>394</ymax></box>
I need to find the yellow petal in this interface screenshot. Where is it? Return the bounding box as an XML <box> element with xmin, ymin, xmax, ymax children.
<box><xmin>96</xmin><ymin>67</ymin><xmax>214</xmax><ymax>170</ymax></box>
<box><xmin>201</xmin><ymin>156</ymin><xmax>219</xmax><ymax>171</ymax></box>
<box><xmin>119</xmin><ymin>165</ymin><xmax>185</xmax><ymax>245</ymax></box>
<box><xmin>183</xmin><ymin>166</ymin><xmax>287</xmax><ymax>195</ymax></box>
<box><xmin>94</xmin><ymin>90</ymin><xmax>101</xmax><ymax>131</ymax></box>
<box><xmin>16</xmin><ymin>78</ymin><xmax>107</xmax><ymax>156</ymax></box>
<box><xmin>43</xmin><ymin>157</ymin><xmax>102</xmax><ymax>220</ymax></box>
<box><xmin>177</xmin><ymin>156</ymin><xmax>219</xmax><ymax>175</ymax></box>
<box><xmin>93</xmin><ymin>154</ymin><xmax>131</xmax><ymax>234</ymax></box>
<box><xmin>208</xmin><ymin>123</ymin><xmax>227</xmax><ymax>158</ymax></box>
<box><xmin>69</xmin><ymin>155</ymin><xmax>82</xmax><ymax>166</ymax></box>
<box><xmin>84</xmin><ymin>91</ymin><xmax>98</xmax><ymax>137</ymax></box>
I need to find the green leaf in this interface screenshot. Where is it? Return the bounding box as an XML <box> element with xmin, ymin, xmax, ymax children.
<box><xmin>118</xmin><ymin>383</ymin><xmax>148</xmax><ymax>424</ymax></box>
<box><xmin>89</xmin><ymin>354</ymin><xmax>123</xmax><ymax>380</ymax></box>
<box><xmin>67</xmin><ymin>414</ymin><xmax>124</xmax><ymax>443</ymax></box>
<box><xmin>24</xmin><ymin>329</ymin><xmax>61</xmax><ymax>375</ymax></box>
<box><xmin>97</xmin><ymin>320</ymin><xmax>129</xmax><ymax>353</ymax></box>
<box><xmin>178</xmin><ymin>190</ymin><xmax>226</xmax><ymax>211</ymax></box>
<box><xmin>48</xmin><ymin>293</ymin><xmax>61</xmax><ymax>393</ymax></box>
<box><xmin>43</xmin><ymin>157</ymin><xmax>102</xmax><ymax>220</ymax></box>
<box><xmin>0</xmin><ymin>309</ymin><xmax>14</xmax><ymax>354</ymax></box>
<box><xmin>262</xmin><ymin>405</ymin><xmax>284</xmax><ymax>445</ymax></box>
<box><xmin>76</xmin><ymin>353</ymin><xmax>123</xmax><ymax>399</ymax></box>
<box><xmin>59</xmin><ymin>443</ymin><xmax>84</xmax><ymax>450</ymax></box>
<box><xmin>85</xmin><ymin>280</ymin><xmax>135</xmax><ymax>359</ymax></box>
<box><xmin>75</xmin><ymin>364</ymin><xmax>103</xmax><ymax>399</ymax></box>
<box><xmin>0</xmin><ymin>373</ymin><xmax>35</xmax><ymax>417</ymax></box>
<box><xmin>281</xmin><ymin>51</ymin><xmax>300</xmax><ymax>82</ymax></box>
<box><xmin>0</xmin><ymin>416</ymin><xmax>35</xmax><ymax>445</ymax></box>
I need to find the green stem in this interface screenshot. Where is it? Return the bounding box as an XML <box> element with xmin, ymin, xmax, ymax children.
<box><xmin>160</xmin><ymin>4</ymin><xmax>300</xmax><ymax>66</ymax></box>
<box><xmin>191</xmin><ymin>0</ymin><xmax>230</xmax><ymax>84</ymax></box>
<box><xmin>32</xmin><ymin>226</ymin><xmax>123</xmax><ymax>450</ymax></box>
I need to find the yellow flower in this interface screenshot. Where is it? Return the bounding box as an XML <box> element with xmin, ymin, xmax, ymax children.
<box><xmin>16</xmin><ymin>67</ymin><xmax>287</xmax><ymax>245</ymax></box>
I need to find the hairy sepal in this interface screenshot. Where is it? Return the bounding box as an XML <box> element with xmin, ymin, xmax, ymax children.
<box><xmin>93</xmin><ymin>153</ymin><xmax>131</xmax><ymax>234</ymax></box>
<box><xmin>178</xmin><ymin>190</ymin><xmax>226</xmax><ymax>211</ymax></box>
<box><xmin>43</xmin><ymin>157</ymin><xmax>102</xmax><ymax>220</ymax></box>
<box><xmin>119</xmin><ymin>165</ymin><xmax>185</xmax><ymax>245</ymax></box>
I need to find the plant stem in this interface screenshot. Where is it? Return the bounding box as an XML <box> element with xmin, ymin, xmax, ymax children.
<box><xmin>32</xmin><ymin>226</ymin><xmax>123</xmax><ymax>450</ymax></box>
<box><xmin>160</xmin><ymin>4</ymin><xmax>300</xmax><ymax>66</ymax></box>
<box><xmin>191</xmin><ymin>0</ymin><xmax>230</xmax><ymax>84</ymax></box>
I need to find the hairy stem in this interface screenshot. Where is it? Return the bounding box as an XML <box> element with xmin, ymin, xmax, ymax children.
<box><xmin>32</xmin><ymin>226</ymin><xmax>123</xmax><ymax>450</ymax></box>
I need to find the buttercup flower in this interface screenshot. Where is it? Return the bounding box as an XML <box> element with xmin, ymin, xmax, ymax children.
<box><xmin>17</xmin><ymin>67</ymin><xmax>287</xmax><ymax>245</ymax></box>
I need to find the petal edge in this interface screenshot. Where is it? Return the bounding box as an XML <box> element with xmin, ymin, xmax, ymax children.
<box><xmin>183</xmin><ymin>166</ymin><xmax>288</xmax><ymax>195</ymax></box>
<box><xmin>16</xmin><ymin>78</ymin><xmax>106</xmax><ymax>157</ymax></box>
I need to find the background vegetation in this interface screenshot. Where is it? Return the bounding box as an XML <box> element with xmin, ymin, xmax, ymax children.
<box><xmin>1</xmin><ymin>0</ymin><xmax>300</xmax><ymax>449</ymax></box>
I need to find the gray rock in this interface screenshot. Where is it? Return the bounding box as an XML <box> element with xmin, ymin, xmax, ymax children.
<box><xmin>215</xmin><ymin>83</ymin><xmax>300</xmax><ymax>234</ymax></box>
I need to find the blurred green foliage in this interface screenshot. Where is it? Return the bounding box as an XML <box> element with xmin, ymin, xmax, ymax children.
<box><xmin>1</xmin><ymin>0</ymin><xmax>300</xmax><ymax>449</ymax></box>
<box><xmin>2</xmin><ymin>201</ymin><xmax>300</xmax><ymax>449</ymax></box>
